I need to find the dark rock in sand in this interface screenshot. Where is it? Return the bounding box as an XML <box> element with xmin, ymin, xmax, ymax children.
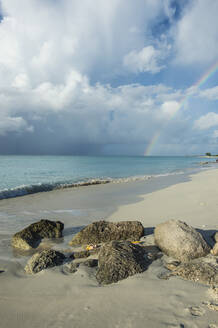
<box><xmin>166</xmin><ymin>256</ymin><xmax>218</xmax><ymax>285</ymax></box>
<box><xmin>96</xmin><ymin>240</ymin><xmax>149</xmax><ymax>285</ymax></box>
<box><xmin>154</xmin><ymin>219</ymin><xmax>210</xmax><ymax>262</ymax></box>
<box><xmin>25</xmin><ymin>249</ymin><xmax>66</xmax><ymax>274</ymax></box>
<box><xmin>69</xmin><ymin>220</ymin><xmax>144</xmax><ymax>246</ymax></box>
<box><xmin>12</xmin><ymin>219</ymin><xmax>64</xmax><ymax>250</ymax></box>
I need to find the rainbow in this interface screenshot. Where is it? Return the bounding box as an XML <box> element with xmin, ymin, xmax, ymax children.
<box><xmin>144</xmin><ymin>60</ymin><xmax>218</xmax><ymax>156</ymax></box>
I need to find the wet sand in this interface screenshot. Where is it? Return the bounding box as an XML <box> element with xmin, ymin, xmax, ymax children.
<box><xmin>0</xmin><ymin>169</ymin><xmax>218</xmax><ymax>328</ymax></box>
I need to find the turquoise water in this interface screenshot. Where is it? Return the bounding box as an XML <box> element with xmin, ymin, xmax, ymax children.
<box><xmin>0</xmin><ymin>155</ymin><xmax>214</xmax><ymax>199</ymax></box>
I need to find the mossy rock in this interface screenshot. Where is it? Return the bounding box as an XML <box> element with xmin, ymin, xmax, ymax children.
<box><xmin>25</xmin><ymin>249</ymin><xmax>66</xmax><ymax>274</ymax></box>
<box><xmin>96</xmin><ymin>240</ymin><xmax>150</xmax><ymax>285</ymax></box>
<box><xmin>69</xmin><ymin>220</ymin><xmax>144</xmax><ymax>246</ymax></box>
<box><xmin>12</xmin><ymin>219</ymin><xmax>64</xmax><ymax>250</ymax></box>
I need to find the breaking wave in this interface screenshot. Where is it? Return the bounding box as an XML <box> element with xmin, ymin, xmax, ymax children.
<box><xmin>0</xmin><ymin>170</ymin><xmax>187</xmax><ymax>200</ymax></box>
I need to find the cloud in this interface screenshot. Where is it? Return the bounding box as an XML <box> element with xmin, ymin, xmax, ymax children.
<box><xmin>123</xmin><ymin>45</ymin><xmax>165</xmax><ymax>74</ymax></box>
<box><xmin>0</xmin><ymin>0</ymin><xmax>172</xmax><ymax>84</ymax></box>
<box><xmin>161</xmin><ymin>100</ymin><xmax>180</xmax><ymax>117</ymax></box>
<box><xmin>0</xmin><ymin>0</ymin><xmax>217</xmax><ymax>155</ymax></box>
<box><xmin>194</xmin><ymin>112</ymin><xmax>218</xmax><ymax>130</ymax></box>
<box><xmin>174</xmin><ymin>0</ymin><xmax>218</xmax><ymax>65</ymax></box>
<box><xmin>199</xmin><ymin>86</ymin><xmax>218</xmax><ymax>101</ymax></box>
<box><xmin>0</xmin><ymin>115</ymin><xmax>29</xmax><ymax>136</ymax></box>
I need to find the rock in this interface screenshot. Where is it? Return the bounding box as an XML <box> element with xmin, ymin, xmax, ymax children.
<box><xmin>25</xmin><ymin>249</ymin><xmax>66</xmax><ymax>274</ymax></box>
<box><xmin>12</xmin><ymin>219</ymin><xmax>64</xmax><ymax>250</ymax></box>
<box><xmin>63</xmin><ymin>262</ymin><xmax>80</xmax><ymax>274</ymax></box>
<box><xmin>69</xmin><ymin>220</ymin><xmax>144</xmax><ymax>246</ymax></box>
<box><xmin>167</xmin><ymin>257</ymin><xmax>218</xmax><ymax>285</ymax></box>
<box><xmin>211</xmin><ymin>243</ymin><xmax>218</xmax><ymax>256</ymax></box>
<box><xmin>154</xmin><ymin>219</ymin><xmax>210</xmax><ymax>262</ymax></box>
<box><xmin>96</xmin><ymin>240</ymin><xmax>149</xmax><ymax>285</ymax></box>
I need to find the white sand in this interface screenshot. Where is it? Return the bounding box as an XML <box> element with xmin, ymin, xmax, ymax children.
<box><xmin>108</xmin><ymin>168</ymin><xmax>218</xmax><ymax>229</ymax></box>
<box><xmin>0</xmin><ymin>169</ymin><xmax>218</xmax><ymax>328</ymax></box>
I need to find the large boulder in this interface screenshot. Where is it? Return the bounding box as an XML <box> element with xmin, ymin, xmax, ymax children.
<box><xmin>25</xmin><ymin>249</ymin><xmax>66</xmax><ymax>274</ymax></box>
<box><xmin>96</xmin><ymin>240</ymin><xmax>149</xmax><ymax>285</ymax></box>
<box><xmin>12</xmin><ymin>219</ymin><xmax>64</xmax><ymax>250</ymax></box>
<box><xmin>69</xmin><ymin>220</ymin><xmax>144</xmax><ymax>246</ymax></box>
<box><xmin>166</xmin><ymin>257</ymin><xmax>218</xmax><ymax>285</ymax></box>
<box><xmin>154</xmin><ymin>219</ymin><xmax>210</xmax><ymax>262</ymax></box>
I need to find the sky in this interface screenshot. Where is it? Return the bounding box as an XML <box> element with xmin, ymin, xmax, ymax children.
<box><xmin>0</xmin><ymin>0</ymin><xmax>218</xmax><ymax>156</ymax></box>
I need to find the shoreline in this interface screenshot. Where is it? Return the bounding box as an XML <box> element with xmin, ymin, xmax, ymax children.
<box><xmin>0</xmin><ymin>168</ymin><xmax>218</xmax><ymax>327</ymax></box>
<box><xmin>0</xmin><ymin>155</ymin><xmax>216</xmax><ymax>201</ymax></box>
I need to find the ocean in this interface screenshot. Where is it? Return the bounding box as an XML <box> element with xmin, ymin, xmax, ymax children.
<box><xmin>0</xmin><ymin>155</ymin><xmax>214</xmax><ymax>200</ymax></box>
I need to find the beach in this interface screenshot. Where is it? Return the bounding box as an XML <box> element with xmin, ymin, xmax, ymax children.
<box><xmin>0</xmin><ymin>168</ymin><xmax>218</xmax><ymax>328</ymax></box>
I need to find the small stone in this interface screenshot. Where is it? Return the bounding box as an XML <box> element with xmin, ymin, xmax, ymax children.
<box><xmin>64</xmin><ymin>262</ymin><xmax>80</xmax><ymax>274</ymax></box>
<box><xmin>25</xmin><ymin>249</ymin><xmax>66</xmax><ymax>274</ymax></box>
<box><xmin>188</xmin><ymin>306</ymin><xmax>205</xmax><ymax>316</ymax></box>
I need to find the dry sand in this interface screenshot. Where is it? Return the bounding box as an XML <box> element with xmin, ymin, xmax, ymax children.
<box><xmin>0</xmin><ymin>169</ymin><xmax>218</xmax><ymax>328</ymax></box>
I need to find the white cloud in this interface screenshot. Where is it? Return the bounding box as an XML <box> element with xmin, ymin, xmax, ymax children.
<box><xmin>0</xmin><ymin>0</ymin><xmax>171</xmax><ymax>85</ymax></box>
<box><xmin>123</xmin><ymin>46</ymin><xmax>165</xmax><ymax>74</ymax></box>
<box><xmin>199</xmin><ymin>86</ymin><xmax>218</xmax><ymax>101</ymax></box>
<box><xmin>12</xmin><ymin>73</ymin><xmax>30</xmax><ymax>89</ymax></box>
<box><xmin>0</xmin><ymin>116</ymin><xmax>28</xmax><ymax>135</ymax></box>
<box><xmin>161</xmin><ymin>101</ymin><xmax>180</xmax><ymax>117</ymax></box>
<box><xmin>174</xmin><ymin>0</ymin><xmax>218</xmax><ymax>65</ymax></box>
<box><xmin>194</xmin><ymin>112</ymin><xmax>218</xmax><ymax>130</ymax></box>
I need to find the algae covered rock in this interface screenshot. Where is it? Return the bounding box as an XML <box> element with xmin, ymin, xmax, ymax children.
<box><xmin>167</xmin><ymin>257</ymin><xmax>218</xmax><ymax>285</ymax></box>
<box><xmin>154</xmin><ymin>219</ymin><xmax>210</xmax><ymax>262</ymax></box>
<box><xmin>96</xmin><ymin>240</ymin><xmax>149</xmax><ymax>285</ymax></box>
<box><xmin>12</xmin><ymin>219</ymin><xmax>64</xmax><ymax>250</ymax></box>
<box><xmin>69</xmin><ymin>220</ymin><xmax>144</xmax><ymax>246</ymax></box>
<box><xmin>25</xmin><ymin>249</ymin><xmax>66</xmax><ymax>274</ymax></box>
